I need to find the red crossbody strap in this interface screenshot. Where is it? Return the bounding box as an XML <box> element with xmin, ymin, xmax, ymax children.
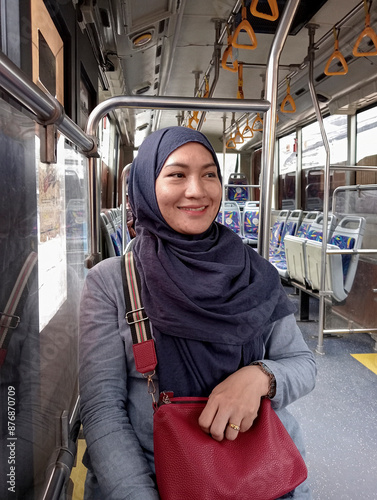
<box><xmin>121</xmin><ymin>252</ymin><xmax>157</xmax><ymax>375</ymax></box>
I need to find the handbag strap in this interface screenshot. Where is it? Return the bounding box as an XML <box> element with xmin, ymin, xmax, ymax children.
<box><xmin>121</xmin><ymin>251</ymin><xmax>158</xmax><ymax>402</ymax></box>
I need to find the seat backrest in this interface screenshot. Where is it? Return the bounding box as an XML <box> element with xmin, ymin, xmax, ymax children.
<box><xmin>329</xmin><ymin>215</ymin><xmax>366</xmax><ymax>291</ymax></box>
<box><xmin>269</xmin><ymin>210</ymin><xmax>290</xmax><ymax>252</ymax></box>
<box><xmin>279</xmin><ymin>210</ymin><xmax>303</xmax><ymax>249</ymax></box>
<box><xmin>227</xmin><ymin>172</ymin><xmax>249</xmax><ymax>202</ymax></box>
<box><xmin>100</xmin><ymin>213</ymin><xmax>117</xmax><ymax>258</ymax></box>
<box><xmin>243</xmin><ymin>202</ymin><xmax>259</xmax><ymax>239</ymax></box>
<box><xmin>216</xmin><ymin>201</ymin><xmax>242</xmax><ymax>235</ymax></box>
<box><xmin>306</xmin><ymin>213</ymin><xmax>337</xmax><ymax>242</ymax></box>
<box><xmin>296</xmin><ymin>211</ymin><xmax>320</xmax><ymax>238</ymax></box>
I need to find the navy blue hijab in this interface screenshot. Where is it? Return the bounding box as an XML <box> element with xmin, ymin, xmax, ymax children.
<box><xmin>128</xmin><ymin>126</ymin><xmax>295</xmax><ymax>397</ymax></box>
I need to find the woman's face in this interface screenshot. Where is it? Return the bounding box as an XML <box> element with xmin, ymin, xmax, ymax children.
<box><xmin>155</xmin><ymin>142</ymin><xmax>222</xmax><ymax>235</ymax></box>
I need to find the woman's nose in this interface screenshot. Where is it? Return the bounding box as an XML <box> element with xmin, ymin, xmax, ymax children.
<box><xmin>185</xmin><ymin>176</ymin><xmax>205</xmax><ymax>198</ymax></box>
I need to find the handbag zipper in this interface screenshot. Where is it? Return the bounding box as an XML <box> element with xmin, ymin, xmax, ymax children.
<box><xmin>159</xmin><ymin>392</ymin><xmax>208</xmax><ymax>406</ymax></box>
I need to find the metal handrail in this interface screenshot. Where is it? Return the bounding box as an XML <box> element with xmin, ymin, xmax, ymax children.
<box><xmin>307</xmin><ymin>24</ymin><xmax>332</xmax><ymax>356</ymax></box>
<box><xmin>85</xmin><ymin>95</ymin><xmax>271</xmax><ymax>265</ymax></box>
<box><xmin>258</xmin><ymin>0</ymin><xmax>301</xmax><ymax>259</ymax></box>
<box><xmin>85</xmin><ymin>95</ymin><xmax>271</xmax><ymax>137</ymax></box>
<box><xmin>0</xmin><ymin>51</ymin><xmax>95</xmax><ymax>154</ymax></box>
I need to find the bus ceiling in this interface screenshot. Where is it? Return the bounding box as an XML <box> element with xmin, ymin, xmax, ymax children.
<box><xmin>75</xmin><ymin>0</ymin><xmax>377</xmax><ymax>149</ymax></box>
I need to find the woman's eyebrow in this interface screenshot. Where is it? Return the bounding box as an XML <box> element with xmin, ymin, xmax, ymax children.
<box><xmin>163</xmin><ymin>162</ymin><xmax>217</xmax><ymax>169</ymax></box>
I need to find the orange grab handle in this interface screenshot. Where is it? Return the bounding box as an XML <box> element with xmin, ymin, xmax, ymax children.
<box><xmin>280</xmin><ymin>80</ymin><xmax>296</xmax><ymax>113</ymax></box>
<box><xmin>250</xmin><ymin>0</ymin><xmax>279</xmax><ymax>22</ymax></box>
<box><xmin>188</xmin><ymin>112</ymin><xmax>199</xmax><ymax>129</ymax></box>
<box><xmin>353</xmin><ymin>14</ymin><xmax>377</xmax><ymax>57</ymax></box>
<box><xmin>252</xmin><ymin>113</ymin><xmax>263</xmax><ymax>132</ymax></box>
<box><xmin>324</xmin><ymin>51</ymin><xmax>348</xmax><ymax>76</ymax></box>
<box><xmin>234</xmin><ymin>127</ymin><xmax>244</xmax><ymax>144</ymax></box>
<box><xmin>232</xmin><ymin>7</ymin><xmax>257</xmax><ymax>51</ymax></box>
<box><xmin>237</xmin><ymin>63</ymin><xmax>244</xmax><ymax>99</ymax></box>
<box><xmin>280</xmin><ymin>94</ymin><xmax>296</xmax><ymax>113</ymax></box>
<box><xmin>203</xmin><ymin>78</ymin><xmax>209</xmax><ymax>98</ymax></box>
<box><xmin>221</xmin><ymin>41</ymin><xmax>239</xmax><ymax>73</ymax></box>
<box><xmin>226</xmin><ymin>137</ymin><xmax>236</xmax><ymax>149</ymax></box>
<box><xmin>242</xmin><ymin>122</ymin><xmax>254</xmax><ymax>139</ymax></box>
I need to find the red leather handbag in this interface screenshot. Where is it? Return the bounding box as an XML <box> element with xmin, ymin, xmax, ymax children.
<box><xmin>122</xmin><ymin>252</ymin><xmax>308</xmax><ymax>500</ymax></box>
<box><xmin>153</xmin><ymin>394</ymin><xmax>307</xmax><ymax>500</ymax></box>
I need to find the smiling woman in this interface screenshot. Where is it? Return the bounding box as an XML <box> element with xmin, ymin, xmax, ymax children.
<box><xmin>155</xmin><ymin>142</ymin><xmax>222</xmax><ymax>234</ymax></box>
<box><xmin>79</xmin><ymin>126</ymin><xmax>316</xmax><ymax>499</ymax></box>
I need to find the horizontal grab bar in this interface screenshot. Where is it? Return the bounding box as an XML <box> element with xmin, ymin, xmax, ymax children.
<box><xmin>0</xmin><ymin>51</ymin><xmax>95</xmax><ymax>154</ymax></box>
<box><xmin>85</xmin><ymin>95</ymin><xmax>271</xmax><ymax>138</ymax></box>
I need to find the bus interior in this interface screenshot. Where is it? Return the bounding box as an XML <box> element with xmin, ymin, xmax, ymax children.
<box><xmin>0</xmin><ymin>0</ymin><xmax>376</xmax><ymax>498</ymax></box>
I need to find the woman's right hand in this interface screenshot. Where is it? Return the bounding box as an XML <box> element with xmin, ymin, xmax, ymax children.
<box><xmin>198</xmin><ymin>365</ymin><xmax>270</xmax><ymax>442</ymax></box>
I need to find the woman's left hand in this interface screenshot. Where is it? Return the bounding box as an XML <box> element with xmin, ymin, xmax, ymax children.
<box><xmin>198</xmin><ymin>365</ymin><xmax>271</xmax><ymax>442</ymax></box>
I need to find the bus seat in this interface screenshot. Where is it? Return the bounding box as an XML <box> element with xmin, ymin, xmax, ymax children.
<box><xmin>242</xmin><ymin>201</ymin><xmax>259</xmax><ymax>244</ymax></box>
<box><xmin>270</xmin><ymin>210</ymin><xmax>303</xmax><ymax>277</ymax></box>
<box><xmin>295</xmin><ymin>211</ymin><xmax>320</xmax><ymax>238</ymax></box>
<box><xmin>269</xmin><ymin>210</ymin><xmax>290</xmax><ymax>257</ymax></box>
<box><xmin>305</xmin><ymin>216</ymin><xmax>366</xmax><ymax>302</ymax></box>
<box><xmin>226</xmin><ymin>173</ymin><xmax>250</xmax><ymax>210</ymax></box>
<box><xmin>284</xmin><ymin>213</ymin><xmax>337</xmax><ymax>285</ymax></box>
<box><xmin>216</xmin><ymin>201</ymin><xmax>242</xmax><ymax>235</ymax></box>
<box><xmin>100</xmin><ymin>212</ymin><xmax>121</xmax><ymax>258</ymax></box>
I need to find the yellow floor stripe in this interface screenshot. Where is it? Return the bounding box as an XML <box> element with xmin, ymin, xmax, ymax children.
<box><xmin>351</xmin><ymin>353</ymin><xmax>377</xmax><ymax>375</ymax></box>
<box><xmin>70</xmin><ymin>438</ymin><xmax>87</xmax><ymax>500</ymax></box>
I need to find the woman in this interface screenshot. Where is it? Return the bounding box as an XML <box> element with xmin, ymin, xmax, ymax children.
<box><xmin>79</xmin><ymin>126</ymin><xmax>316</xmax><ymax>499</ymax></box>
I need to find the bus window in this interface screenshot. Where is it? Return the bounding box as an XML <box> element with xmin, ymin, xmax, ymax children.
<box><xmin>356</xmin><ymin>106</ymin><xmax>377</xmax><ymax>184</ymax></box>
<box><xmin>278</xmin><ymin>132</ymin><xmax>297</xmax><ymax>210</ymax></box>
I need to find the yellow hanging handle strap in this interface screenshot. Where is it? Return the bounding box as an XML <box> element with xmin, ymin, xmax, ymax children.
<box><xmin>353</xmin><ymin>0</ymin><xmax>377</xmax><ymax>56</ymax></box>
<box><xmin>222</xmin><ymin>28</ymin><xmax>239</xmax><ymax>73</ymax></box>
<box><xmin>188</xmin><ymin>111</ymin><xmax>199</xmax><ymax>129</ymax></box>
<box><xmin>252</xmin><ymin>112</ymin><xmax>263</xmax><ymax>132</ymax></box>
<box><xmin>324</xmin><ymin>27</ymin><xmax>348</xmax><ymax>75</ymax></box>
<box><xmin>203</xmin><ymin>76</ymin><xmax>210</xmax><ymax>98</ymax></box>
<box><xmin>242</xmin><ymin>116</ymin><xmax>254</xmax><ymax>139</ymax></box>
<box><xmin>280</xmin><ymin>78</ymin><xmax>296</xmax><ymax>113</ymax></box>
<box><xmin>226</xmin><ymin>113</ymin><xmax>244</xmax><ymax>149</ymax></box>
<box><xmin>237</xmin><ymin>63</ymin><xmax>244</xmax><ymax>99</ymax></box>
<box><xmin>232</xmin><ymin>4</ymin><xmax>258</xmax><ymax>51</ymax></box>
<box><xmin>250</xmin><ymin>0</ymin><xmax>279</xmax><ymax>22</ymax></box>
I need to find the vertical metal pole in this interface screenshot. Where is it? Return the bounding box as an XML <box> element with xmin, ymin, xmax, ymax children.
<box><xmin>85</xmin><ymin>157</ymin><xmax>101</xmax><ymax>268</ymax></box>
<box><xmin>296</xmin><ymin>127</ymin><xmax>302</xmax><ymax>209</ymax></box>
<box><xmin>307</xmin><ymin>24</ymin><xmax>331</xmax><ymax>355</ymax></box>
<box><xmin>197</xmin><ymin>19</ymin><xmax>222</xmax><ymax>130</ymax></box>
<box><xmin>121</xmin><ymin>167</ymin><xmax>128</xmax><ymax>255</ymax></box>
<box><xmin>258</xmin><ymin>0</ymin><xmax>301</xmax><ymax>259</ymax></box>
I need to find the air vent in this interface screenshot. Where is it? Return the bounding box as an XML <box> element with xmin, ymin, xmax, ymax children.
<box><xmin>295</xmin><ymin>87</ymin><xmax>306</xmax><ymax>96</ymax></box>
<box><xmin>315</xmin><ymin>72</ymin><xmax>327</xmax><ymax>83</ymax></box>
<box><xmin>99</xmin><ymin>8</ymin><xmax>110</xmax><ymax>28</ymax></box>
<box><xmin>132</xmin><ymin>82</ymin><xmax>152</xmax><ymax>95</ymax></box>
<box><xmin>158</xmin><ymin>20</ymin><xmax>165</xmax><ymax>34</ymax></box>
<box><xmin>316</xmin><ymin>92</ymin><xmax>331</xmax><ymax>103</ymax></box>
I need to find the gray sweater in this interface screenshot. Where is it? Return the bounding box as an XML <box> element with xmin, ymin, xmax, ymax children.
<box><xmin>79</xmin><ymin>256</ymin><xmax>316</xmax><ymax>500</ymax></box>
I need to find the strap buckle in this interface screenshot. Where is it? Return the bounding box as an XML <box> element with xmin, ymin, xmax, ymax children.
<box><xmin>126</xmin><ymin>307</ymin><xmax>149</xmax><ymax>325</ymax></box>
<box><xmin>0</xmin><ymin>313</ymin><xmax>20</xmax><ymax>329</ymax></box>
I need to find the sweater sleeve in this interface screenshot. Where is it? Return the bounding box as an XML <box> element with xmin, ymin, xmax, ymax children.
<box><xmin>79</xmin><ymin>260</ymin><xmax>159</xmax><ymax>500</ymax></box>
<box><xmin>257</xmin><ymin>314</ymin><xmax>317</xmax><ymax>411</ymax></box>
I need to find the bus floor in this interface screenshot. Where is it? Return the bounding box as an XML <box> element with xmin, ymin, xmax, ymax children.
<box><xmin>287</xmin><ymin>285</ymin><xmax>377</xmax><ymax>500</ymax></box>
<box><xmin>68</xmin><ymin>286</ymin><xmax>377</xmax><ymax>500</ymax></box>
